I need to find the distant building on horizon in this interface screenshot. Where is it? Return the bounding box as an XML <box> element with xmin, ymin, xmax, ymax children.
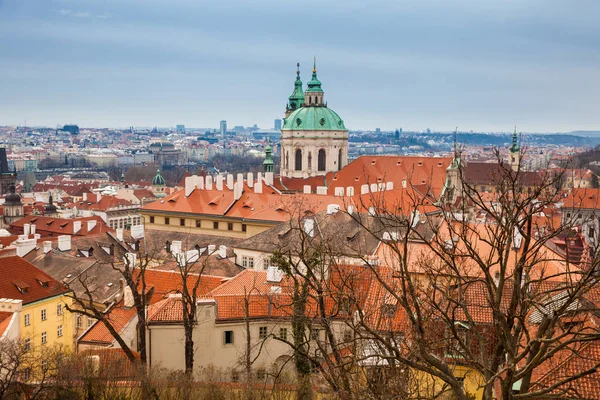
<box><xmin>176</xmin><ymin>124</ymin><xmax>185</xmax><ymax>133</ymax></box>
<box><xmin>220</xmin><ymin>120</ymin><xmax>227</xmax><ymax>137</ymax></box>
<box><xmin>274</xmin><ymin>119</ymin><xmax>282</xmax><ymax>131</ymax></box>
<box><xmin>61</xmin><ymin>124</ymin><xmax>80</xmax><ymax>135</ymax></box>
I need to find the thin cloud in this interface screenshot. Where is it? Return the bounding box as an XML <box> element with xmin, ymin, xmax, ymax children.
<box><xmin>56</xmin><ymin>9</ymin><xmax>93</xmax><ymax>18</ymax></box>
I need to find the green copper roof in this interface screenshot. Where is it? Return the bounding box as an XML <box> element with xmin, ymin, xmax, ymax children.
<box><xmin>510</xmin><ymin>127</ymin><xmax>520</xmax><ymax>153</ymax></box>
<box><xmin>263</xmin><ymin>140</ymin><xmax>274</xmax><ymax>172</ymax></box>
<box><xmin>288</xmin><ymin>63</ymin><xmax>305</xmax><ymax>110</ymax></box>
<box><xmin>306</xmin><ymin>58</ymin><xmax>323</xmax><ymax>93</ymax></box>
<box><xmin>152</xmin><ymin>169</ymin><xmax>166</xmax><ymax>186</ymax></box>
<box><xmin>282</xmin><ymin>106</ymin><xmax>346</xmax><ymax>131</ymax></box>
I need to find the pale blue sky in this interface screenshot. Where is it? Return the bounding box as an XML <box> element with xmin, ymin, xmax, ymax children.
<box><xmin>0</xmin><ymin>0</ymin><xmax>598</xmax><ymax>132</ymax></box>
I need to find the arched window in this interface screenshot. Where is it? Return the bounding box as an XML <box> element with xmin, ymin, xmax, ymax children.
<box><xmin>318</xmin><ymin>149</ymin><xmax>326</xmax><ymax>171</ymax></box>
<box><xmin>308</xmin><ymin>152</ymin><xmax>312</xmax><ymax>170</ymax></box>
<box><xmin>295</xmin><ymin>149</ymin><xmax>302</xmax><ymax>171</ymax></box>
<box><xmin>285</xmin><ymin>151</ymin><xmax>289</xmax><ymax>170</ymax></box>
<box><xmin>338</xmin><ymin>149</ymin><xmax>343</xmax><ymax>171</ymax></box>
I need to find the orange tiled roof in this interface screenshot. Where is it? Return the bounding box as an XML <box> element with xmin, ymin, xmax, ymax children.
<box><xmin>79</xmin><ymin>304</ymin><xmax>137</xmax><ymax>345</ymax></box>
<box><xmin>10</xmin><ymin>215</ymin><xmax>112</xmax><ymax>237</ymax></box>
<box><xmin>0</xmin><ymin>256</ymin><xmax>68</xmax><ymax>304</ymax></box>
<box><xmin>0</xmin><ymin>311</ymin><xmax>14</xmax><ymax>337</ymax></box>
<box><xmin>563</xmin><ymin>188</ymin><xmax>600</xmax><ymax>209</ymax></box>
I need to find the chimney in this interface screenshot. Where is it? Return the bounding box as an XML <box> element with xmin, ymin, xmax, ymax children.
<box><xmin>218</xmin><ymin>245</ymin><xmax>227</xmax><ymax>259</ymax></box>
<box><xmin>266</xmin><ymin>266</ymin><xmax>283</xmax><ymax>283</ymax></box>
<box><xmin>377</xmin><ymin>183</ymin><xmax>385</xmax><ymax>192</ymax></box>
<box><xmin>361</xmin><ymin>184</ymin><xmax>369</xmax><ymax>195</ymax></box>
<box><xmin>97</xmin><ymin>193</ymin><xmax>102</xmax><ymax>202</ymax></box>
<box><xmin>83</xmin><ymin>192</ymin><xmax>87</xmax><ymax>201</ymax></box>
<box><xmin>15</xmin><ymin>238</ymin><xmax>37</xmax><ymax>257</ymax></box>
<box><xmin>257</xmin><ymin>172</ymin><xmax>263</xmax><ymax>184</ymax></box>
<box><xmin>43</xmin><ymin>241</ymin><xmax>52</xmax><ymax>254</ymax></box>
<box><xmin>236</xmin><ymin>173</ymin><xmax>244</xmax><ymax>188</ymax></box>
<box><xmin>316</xmin><ymin>186</ymin><xmax>327</xmax><ymax>195</ymax></box>
<box><xmin>116</xmin><ymin>228</ymin><xmax>123</xmax><ymax>241</ymax></box>
<box><xmin>0</xmin><ymin>298</ymin><xmax>22</xmax><ymax>314</ymax></box>
<box><xmin>346</xmin><ymin>186</ymin><xmax>355</xmax><ymax>196</ymax></box>
<box><xmin>30</xmin><ymin>225</ymin><xmax>36</xmax><ymax>235</ymax></box>
<box><xmin>402</xmin><ymin>179</ymin><xmax>407</xmax><ymax>188</ymax></box>
<box><xmin>73</xmin><ymin>221</ymin><xmax>81</xmax><ymax>234</ymax></box>
<box><xmin>23</xmin><ymin>224</ymin><xmax>30</xmax><ymax>236</ymax></box>
<box><xmin>131</xmin><ymin>224</ymin><xmax>144</xmax><ymax>239</ymax></box>
<box><xmin>205</xmin><ymin>175</ymin><xmax>213</xmax><ymax>190</ymax></box>
<box><xmin>247</xmin><ymin>172</ymin><xmax>254</xmax><ymax>188</ymax></box>
<box><xmin>124</xmin><ymin>252</ymin><xmax>137</xmax><ymax>267</ymax></box>
<box><xmin>304</xmin><ymin>185</ymin><xmax>311</xmax><ymax>194</ymax></box>
<box><xmin>194</xmin><ymin>175</ymin><xmax>205</xmax><ymax>190</ymax></box>
<box><xmin>216</xmin><ymin>175</ymin><xmax>224</xmax><ymax>191</ymax></box>
<box><xmin>208</xmin><ymin>244</ymin><xmax>216</xmax><ymax>254</ymax></box>
<box><xmin>386</xmin><ymin>182</ymin><xmax>394</xmax><ymax>190</ymax></box>
<box><xmin>234</xmin><ymin>181</ymin><xmax>243</xmax><ymax>201</ymax></box>
<box><xmin>327</xmin><ymin>204</ymin><xmax>340</xmax><ymax>215</ymax></box>
<box><xmin>87</xmin><ymin>220</ymin><xmax>97</xmax><ymax>232</ymax></box>
<box><xmin>370</xmin><ymin>183</ymin><xmax>378</xmax><ymax>193</ymax></box>
<box><xmin>58</xmin><ymin>235</ymin><xmax>71</xmax><ymax>252</ymax></box>
<box><xmin>185</xmin><ymin>176</ymin><xmax>194</xmax><ymax>196</ymax></box>
<box><xmin>265</xmin><ymin>172</ymin><xmax>274</xmax><ymax>186</ymax></box>
<box><xmin>303</xmin><ymin>218</ymin><xmax>315</xmax><ymax>238</ymax></box>
<box><xmin>255</xmin><ymin>177</ymin><xmax>263</xmax><ymax>194</ymax></box>
<box><xmin>347</xmin><ymin>205</ymin><xmax>354</xmax><ymax>215</ymax></box>
<box><xmin>334</xmin><ymin>187</ymin><xmax>344</xmax><ymax>196</ymax></box>
<box><xmin>171</xmin><ymin>240</ymin><xmax>182</xmax><ymax>255</ymax></box>
<box><xmin>226</xmin><ymin>174</ymin><xmax>234</xmax><ymax>190</ymax></box>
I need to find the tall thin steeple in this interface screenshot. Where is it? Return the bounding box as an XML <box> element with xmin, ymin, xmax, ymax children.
<box><xmin>286</xmin><ymin>63</ymin><xmax>305</xmax><ymax>116</ymax></box>
<box><xmin>263</xmin><ymin>138</ymin><xmax>274</xmax><ymax>173</ymax></box>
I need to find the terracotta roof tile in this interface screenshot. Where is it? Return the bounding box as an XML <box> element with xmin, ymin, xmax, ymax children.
<box><xmin>0</xmin><ymin>256</ymin><xmax>68</xmax><ymax>304</ymax></box>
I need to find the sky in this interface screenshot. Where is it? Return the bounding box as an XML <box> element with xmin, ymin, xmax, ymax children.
<box><xmin>0</xmin><ymin>0</ymin><xmax>598</xmax><ymax>133</ymax></box>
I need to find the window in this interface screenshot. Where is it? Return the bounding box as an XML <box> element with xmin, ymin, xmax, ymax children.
<box><xmin>224</xmin><ymin>330</ymin><xmax>234</xmax><ymax>345</ymax></box>
<box><xmin>590</xmin><ymin>227</ymin><xmax>596</xmax><ymax>239</ymax></box>
<box><xmin>213</xmin><ymin>221</ymin><xmax>219</xmax><ymax>230</ymax></box>
<box><xmin>279</xmin><ymin>327</ymin><xmax>288</xmax><ymax>341</ymax></box>
<box><xmin>41</xmin><ymin>309</ymin><xmax>47</xmax><ymax>321</ymax></box>
<box><xmin>242</xmin><ymin>224</ymin><xmax>247</xmax><ymax>232</ymax></box>
<box><xmin>231</xmin><ymin>370</ymin><xmax>240</xmax><ymax>383</ymax></box>
<box><xmin>41</xmin><ymin>332</ymin><xmax>47</xmax><ymax>345</ymax></box>
<box><xmin>180</xmin><ymin>218</ymin><xmax>185</xmax><ymax>226</ymax></box>
<box><xmin>318</xmin><ymin>149</ymin><xmax>326</xmax><ymax>171</ymax></box>
<box><xmin>343</xmin><ymin>330</ymin><xmax>352</xmax><ymax>342</ymax></box>
<box><xmin>196</xmin><ymin>220</ymin><xmax>201</xmax><ymax>228</ymax></box>
<box><xmin>566</xmin><ymin>212</ymin><xmax>571</xmax><ymax>219</ymax></box>
<box><xmin>76</xmin><ymin>315</ymin><xmax>82</xmax><ymax>329</ymax></box>
<box><xmin>57</xmin><ymin>325</ymin><xmax>63</xmax><ymax>337</ymax></box>
<box><xmin>24</xmin><ymin>314</ymin><xmax>30</xmax><ymax>327</ymax></box>
<box><xmin>24</xmin><ymin>338</ymin><xmax>31</xmax><ymax>351</ymax></box>
<box><xmin>338</xmin><ymin>149</ymin><xmax>342</xmax><ymax>171</ymax></box>
<box><xmin>242</xmin><ymin>256</ymin><xmax>254</xmax><ymax>269</ymax></box>
<box><xmin>57</xmin><ymin>304</ymin><xmax>63</xmax><ymax>316</ymax></box>
<box><xmin>295</xmin><ymin>149</ymin><xmax>302</xmax><ymax>171</ymax></box>
<box><xmin>24</xmin><ymin>368</ymin><xmax>31</xmax><ymax>380</ymax></box>
<box><xmin>256</xmin><ymin>369</ymin><xmax>266</xmax><ymax>380</ymax></box>
<box><xmin>41</xmin><ymin>360</ymin><xmax>48</xmax><ymax>372</ymax></box>
<box><xmin>164</xmin><ymin>217</ymin><xmax>170</xmax><ymax>225</ymax></box>
<box><xmin>311</xmin><ymin>328</ymin><xmax>320</xmax><ymax>340</ymax></box>
<box><xmin>259</xmin><ymin>326</ymin><xmax>268</xmax><ymax>339</ymax></box>
<box><xmin>228</xmin><ymin>222</ymin><xmax>233</xmax><ymax>231</ymax></box>
<box><xmin>150</xmin><ymin>216</ymin><xmax>155</xmax><ymax>224</ymax></box>
<box><xmin>381</xmin><ymin>304</ymin><xmax>397</xmax><ymax>318</ymax></box>
<box><xmin>87</xmin><ymin>317</ymin><xmax>93</xmax><ymax>328</ymax></box>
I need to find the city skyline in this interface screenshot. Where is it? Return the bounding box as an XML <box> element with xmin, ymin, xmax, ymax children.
<box><xmin>0</xmin><ymin>0</ymin><xmax>599</xmax><ymax>132</ymax></box>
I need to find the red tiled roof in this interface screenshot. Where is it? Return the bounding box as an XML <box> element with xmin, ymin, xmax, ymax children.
<box><xmin>79</xmin><ymin>304</ymin><xmax>136</xmax><ymax>345</ymax></box>
<box><xmin>563</xmin><ymin>188</ymin><xmax>600</xmax><ymax>209</ymax></box>
<box><xmin>0</xmin><ymin>311</ymin><xmax>14</xmax><ymax>337</ymax></box>
<box><xmin>0</xmin><ymin>256</ymin><xmax>68</xmax><ymax>304</ymax></box>
<box><xmin>10</xmin><ymin>215</ymin><xmax>112</xmax><ymax>237</ymax></box>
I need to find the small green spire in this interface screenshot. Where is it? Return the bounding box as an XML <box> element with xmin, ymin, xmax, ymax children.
<box><xmin>510</xmin><ymin>126</ymin><xmax>520</xmax><ymax>153</ymax></box>
<box><xmin>306</xmin><ymin>56</ymin><xmax>323</xmax><ymax>93</ymax></box>
<box><xmin>287</xmin><ymin>63</ymin><xmax>305</xmax><ymax>111</ymax></box>
<box><xmin>152</xmin><ymin>169</ymin><xmax>166</xmax><ymax>186</ymax></box>
<box><xmin>263</xmin><ymin>138</ymin><xmax>274</xmax><ymax>173</ymax></box>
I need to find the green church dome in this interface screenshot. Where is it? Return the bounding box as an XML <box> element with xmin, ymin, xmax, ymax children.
<box><xmin>152</xmin><ymin>170</ymin><xmax>166</xmax><ymax>186</ymax></box>
<box><xmin>282</xmin><ymin>106</ymin><xmax>346</xmax><ymax>131</ymax></box>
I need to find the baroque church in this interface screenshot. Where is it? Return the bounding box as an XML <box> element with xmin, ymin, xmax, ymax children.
<box><xmin>280</xmin><ymin>59</ymin><xmax>348</xmax><ymax>178</ymax></box>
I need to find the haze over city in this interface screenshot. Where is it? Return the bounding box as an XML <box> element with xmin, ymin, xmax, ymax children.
<box><xmin>1</xmin><ymin>0</ymin><xmax>599</xmax><ymax>132</ymax></box>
